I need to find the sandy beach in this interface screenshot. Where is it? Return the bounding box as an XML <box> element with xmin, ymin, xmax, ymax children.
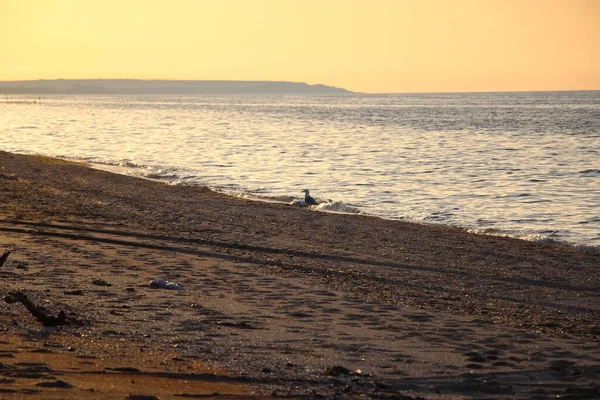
<box><xmin>0</xmin><ymin>150</ymin><xmax>599</xmax><ymax>399</ymax></box>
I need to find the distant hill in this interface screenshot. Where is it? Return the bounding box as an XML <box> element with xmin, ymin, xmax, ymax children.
<box><xmin>0</xmin><ymin>79</ymin><xmax>352</xmax><ymax>95</ymax></box>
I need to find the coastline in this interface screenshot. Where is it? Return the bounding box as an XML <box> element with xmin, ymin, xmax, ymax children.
<box><xmin>1</xmin><ymin>150</ymin><xmax>599</xmax><ymax>398</ymax></box>
<box><xmin>4</xmin><ymin>91</ymin><xmax>599</xmax><ymax>248</ymax></box>
<box><xmin>47</xmin><ymin>158</ymin><xmax>600</xmax><ymax>253</ymax></box>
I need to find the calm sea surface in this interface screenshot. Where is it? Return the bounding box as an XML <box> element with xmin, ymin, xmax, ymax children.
<box><xmin>2</xmin><ymin>92</ymin><xmax>599</xmax><ymax>248</ymax></box>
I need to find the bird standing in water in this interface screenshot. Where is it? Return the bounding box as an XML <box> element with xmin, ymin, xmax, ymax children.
<box><xmin>302</xmin><ymin>189</ymin><xmax>319</xmax><ymax>206</ymax></box>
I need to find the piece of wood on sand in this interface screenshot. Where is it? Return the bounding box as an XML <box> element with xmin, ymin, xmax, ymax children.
<box><xmin>3</xmin><ymin>291</ymin><xmax>69</xmax><ymax>327</ymax></box>
<box><xmin>0</xmin><ymin>250</ymin><xmax>10</xmax><ymax>267</ymax></box>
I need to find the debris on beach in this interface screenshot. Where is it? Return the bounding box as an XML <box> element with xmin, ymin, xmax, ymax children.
<box><xmin>0</xmin><ymin>250</ymin><xmax>11</xmax><ymax>267</ymax></box>
<box><xmin>127</xmin><ymin>394</ymin><xmax>160</xmax><ymax>400</ymax></box>
<box><xmin>216</xmin><ymin>320</ymin><xmax>256</xmax><ymax>329</ymax></box>
<box><xmin>12</xmin><ymin>260</ymin><xmax>29</xmax><ymax>270</ymax></box>
<box><xmin>3</xmin><ymin>291</ymin><xmax>69</xmax><ymax>327</ymax></box>
<box><xmin>326</xmin><ymin>365</ymin><xmax>364</xmax><ymax>377</ymax></box>
<box><xmin>36</xmin><ymin>380</ymin><xmax>74</xmax><ymax>388</ymax></box>
<box><xmin>64</xmin><ymin>289</ymin><xmax>85</xmax><ymax>296</ymax></box>
<box><xmin>0</xmin><ymin>173</ymin><xmax>18</xmax><ymax>180</ymax></box>
<box><xmin>0</xmin><ymin>251</ymin><xmax>29</xmax><ymax>270</ymax></box>
<box><xmin>92</xmin><ymin>278</ymin><xmax>112</xmax><ymax>287</ymax></box>
<box><xmin>149</xmin><ymin>278</ymin><xmax>182</xmax><ymax>290</ymax></box>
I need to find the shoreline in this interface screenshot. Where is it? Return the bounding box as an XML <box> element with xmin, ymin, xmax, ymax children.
<box><xmin>4</xmin><ymin>90</ymin><xmax>599</xmax><ymax>249</ymax></box>
<box><xmin>18</xmin><ymin>151</ymin><xmax>600</xmax><ymax>253</ymax></box>
<box><xmin>1</xmin><ymin>150</ymin><xmax>599</xmax><ymax>398</ymax></box>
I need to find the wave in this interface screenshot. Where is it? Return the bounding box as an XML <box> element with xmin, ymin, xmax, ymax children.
<box><xmin>14</xmin><ymin>126</ymin><xmax>39</xmax><ymax>130</ymax></box>
<box><xmin>316</xmin><ymin>201</ymin><xmax>361</xmax><ymax>214</ymax></box>
<box><xmin>466</xmin><ymin>228</ymin><xmax>600</xmax><ymax>255</ymax></box>
<box><xmin>579</xmin><ymin>169</ymin><xmax>600</xmax><ymax>176</ymax></box>
<box><xmin>232</xmin><ymin>192</ymin><xmax>362</xmax><ymax>215</ymax></box>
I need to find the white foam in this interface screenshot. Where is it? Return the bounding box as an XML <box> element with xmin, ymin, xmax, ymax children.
<box><xmin>466</xmin><ymin>228</ymin><xmax>600</xmax><ymax>255</ymax></box>
<box><xmin>316</xmin><ymin>200</ymin><xmax>361</xmax><ymax>214</ymax></box>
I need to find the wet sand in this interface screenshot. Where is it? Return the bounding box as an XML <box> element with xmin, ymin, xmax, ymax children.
<box><xmin>0</xmin><ymin>150</ymin><xmax>599</xmax><ymax>399</ymax></box>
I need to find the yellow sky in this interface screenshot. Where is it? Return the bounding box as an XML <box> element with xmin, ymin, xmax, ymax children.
<box><xmin>0</xmin><ymin>0</ymin><xmax>598</xmax><ymax>93</ymax></box>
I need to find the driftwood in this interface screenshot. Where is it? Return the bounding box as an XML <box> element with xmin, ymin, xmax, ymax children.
<box><xmin>3</xmin><ymin>291</ymin><xmax>68</xmax><ymax>326</ymax></box>
<box><xmin>0</xmin><ymin>250</ymin><xmax>10</xmax><ymax>267</ymax></box>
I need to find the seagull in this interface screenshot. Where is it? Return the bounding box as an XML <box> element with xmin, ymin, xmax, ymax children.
<box><xmin>302</xmin><ymin>189</ymin><xmax>319</xmax><ymax>206</ymax></box>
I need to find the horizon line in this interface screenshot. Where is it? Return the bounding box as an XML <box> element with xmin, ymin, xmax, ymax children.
<box><xmin>0</xmin><ymin>78</ymin><xmax>598</xmax><ymax>95</ymax></box>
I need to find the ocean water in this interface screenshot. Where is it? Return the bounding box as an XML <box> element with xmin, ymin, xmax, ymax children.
<box><xmin>1</xmin><ymin>91</ymin><xmax>599</xmax><ymax>249</ymax></box>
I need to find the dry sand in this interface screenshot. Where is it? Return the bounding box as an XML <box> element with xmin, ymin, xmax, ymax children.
<box><xmin>0</xmin><ymin>150</ymin><xmax>599</xmax><ymax>399</ymax></box>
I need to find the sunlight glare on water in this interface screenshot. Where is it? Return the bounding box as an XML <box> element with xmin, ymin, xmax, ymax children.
<box><xmin>1</xmin><ymin>92</ymin><xmax>599</xmax><ymax>247</ymax></box>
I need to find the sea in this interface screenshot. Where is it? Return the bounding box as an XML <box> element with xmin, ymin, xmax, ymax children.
<box><xmin>1</xmin><ymin>91</ymin><xmax>599</xmax><ymax>250</ymax></box>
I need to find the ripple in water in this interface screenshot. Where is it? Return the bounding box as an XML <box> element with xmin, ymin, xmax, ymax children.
<box><xmin>1</xmin><ymin>91</ymin><xmax>599</xmax><ymax>249</ymax></box>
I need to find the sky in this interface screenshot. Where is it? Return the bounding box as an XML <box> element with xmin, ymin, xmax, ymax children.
<box><xmin>0</xmin><ymin>0</ymin><xmax>598</xmax><ymax>93</ymax></box>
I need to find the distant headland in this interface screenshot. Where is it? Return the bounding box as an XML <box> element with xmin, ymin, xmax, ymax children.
<box><xmin>0</xmin><ymin>79</ymin><xmax>352</xmax><ymax>95</ymax></box>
